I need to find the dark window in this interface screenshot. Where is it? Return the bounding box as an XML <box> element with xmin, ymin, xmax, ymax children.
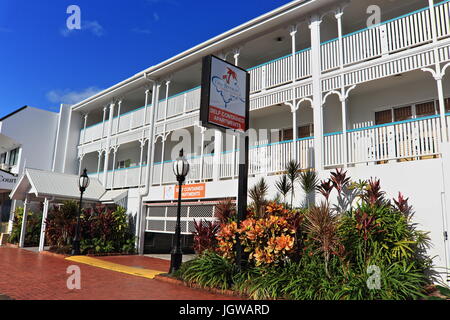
<box><xmin>0</xmin><ymin>153</ymin><xmax>6</xmax><ymax>164</ymax></box>
<box><xmin>394</xmin><ymin>106</ymin><xmax>412</xmax><ymax>122</ymax></box>
<box><xmin>298</xmin><ymin>124</ymin><xmax>314</xmax><ymax>138</ymax></box>
<box><xmin>282</xmin><ymin>128</ymin><xmax>293</xmax><ymax>141</ymax></box>
<box><xmin>375</xmin><ymin>110</ymin><xmax>393</xmax><ymax>125</ymax></box>
<box><xmin>8</xmin><ymin>148</ymin><xmax>19</xmax><ymax>166</ymax></box>
<box><xmin>416</xmin><ymin>101</ymin><xmax>436</xmax><ymax>117</ymax></box>
<box><xmin>446</xmin><ymin>98</ymin><xmax>450</xmax><ymax>113</ymax></box>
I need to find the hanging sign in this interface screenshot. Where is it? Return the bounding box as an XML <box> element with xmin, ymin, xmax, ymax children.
<box><xmin>200</xmin><ymin>55</ymin><xmax>250</xmax><ymax>132</ymax></box>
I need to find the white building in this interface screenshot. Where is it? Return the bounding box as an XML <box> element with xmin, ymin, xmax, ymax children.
<box><xmin>6</xmin><ymin>0</ymin><xmax>450</xmax><ymax>281</ymax></box>
<box><xmin>0</xmin><ymin>106</ymin><xmax>61</xmax><ymax>232</ymax></box>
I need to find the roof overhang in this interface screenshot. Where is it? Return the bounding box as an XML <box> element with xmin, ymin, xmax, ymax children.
<box><xmin>0</xmin><ymin>134</ymin><xmax>21</xmax><ymax>154</ymax></box>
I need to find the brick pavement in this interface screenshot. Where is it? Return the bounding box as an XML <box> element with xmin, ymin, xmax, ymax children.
<box><xmin>0</xmin><ymin>247</ymin><xmax>236</xmax><ymax>300</ymax></box>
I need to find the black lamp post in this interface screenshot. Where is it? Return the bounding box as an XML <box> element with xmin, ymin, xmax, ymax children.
<box><xmin>170</xmin><ymin>149</ymin><xmax>190</xmax><ymax>274</ymax></box>
<box><xmin>72</xmin><ymin>168</ymin><xmax>90</xmax><ymax>256</ymax></box>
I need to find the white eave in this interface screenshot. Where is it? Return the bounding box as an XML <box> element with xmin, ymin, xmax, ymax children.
<box><xmin>71</xmin><ymin>0</ymin><xmax>335</xmax><ymax>112</ymax></box>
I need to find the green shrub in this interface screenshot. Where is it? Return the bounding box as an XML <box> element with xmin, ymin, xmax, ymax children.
<box><xmin>177</xmin><ymin>251</ymin><xmax>238</xmax><ymax>290</ymax></box>
<box><xmin>9</xmin><ymin>207</ymin><xmax>42</xmax><ymax>246</ymax></box>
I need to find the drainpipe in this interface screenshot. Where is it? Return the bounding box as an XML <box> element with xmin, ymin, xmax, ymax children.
<box><xmin>135</xmin><ymin>75</ymin><xmax>159</xmax><ymax>254</ymax></box>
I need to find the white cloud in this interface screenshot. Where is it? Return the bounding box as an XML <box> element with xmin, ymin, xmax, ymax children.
<box><xmin>61</xmin><ymin>20</ymin><xmax>105</xmax><ymax>37</ymax></box>
<box><xmin>46</xmin><ymin>87</ymin><xmax>102</xmax><ymax>105</ymax></box>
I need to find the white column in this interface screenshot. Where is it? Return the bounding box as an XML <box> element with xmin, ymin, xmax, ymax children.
<box><xmin>117</xmin><ymin>100</ymin><xmax>122</xmax><ymax>133</ymax></box>
<box><xmin>103</xmin><ymin>102</ymin><xmax>115</xmax><ymax>186</ymax></box>
<box><xmin>290</xmin><ymin>25</ymin><xmax>298</xmax><ymax>82</ymax></box>
<box><xmin>436</xmin><ymin>75</ymin><xmax>449</xmax><ymax>142</ymax></box>
<box><xmin>160</xmin><ymin>135</ymin><xmax>166</xmax><ymax>185</ymax></box>
<box><xmin>111</xmin><ymin>146</ymin><xmax>119</xmax><ymax>189</ymax></box>
<box><xmin>213</xmin><ymin>130</ymin><xmax>223</xmax><ymax>181</ymax></box>
<box><xmin>428</xmin><ymin>0</ymin><xmax>438</xmax><ymax>44</ymax></box>
<box><xmin>101</xmin><ymin>106</ymin><xmax>107</xmax><ymax>138</ymax></box>
<box><xmin>148</xmin><ymin>83</ymin><xmax>161</xmax><ymax>187</ymax></box>
<box><xmin>199</xmin><ymin>127</ymin><xmax>206</xmax><ymax>180</ymax></box>
<box><xmin>38</xmin><ymin>198</ymin><xmax>49</xmax><ymax>252</ymax></box>
<box><xmin>164</xmin><ymin>80</ymin><xmax>171</xmax><ymax>120</ymax></box>
<box><xmin>310</xmin><ymin>16</ymin><xmax>324</xmax><ymax>170</ymax></box>
<box><xmin>7</xmin><ymin>200</ymin><xmax>17</xmax><ymax>233</ymax></box>
<box><xmin>143</xmin><ymin>88</ymin><xmax>151</xmax><ymax>125</ymax></box>
<box><xmin>335</xmin><ymin>10</ymin><xmax>344</xmax><ymax>69</ymax></box>
<box><xmin>138</xmin><ymin>140</ymin><xmax>146</xmax><ymax>186</ymax></box>
<box><xmin>19</xmin><ymin>197</ymin><xmax>29</xmax><ymax>248</ymax></box>
<box><xmin>340</xmin><ymin>96</ymin><xmax>348</xmax><ymax>167</ymax></box>
<box><xmin>78</xmin><ymin>154</ymin><xmax>84</xmax><ymax>176</ymax></box>
<box><xmin>82</xmin><ymin>114</ymin><xmax>88</xmax><ymax>144</ymax></box>
<box><xmin>292</xmin><ymin>106</ymin><xmax>298</xmax><ymax>160</ymax></box>
<box><xmin>97</xmin><ymin>150</ymin><xmax>103</xmax><ymax>179</ymax></box>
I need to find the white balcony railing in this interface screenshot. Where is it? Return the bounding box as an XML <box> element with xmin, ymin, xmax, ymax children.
<box><xmin>324</xmin><ymin>114</ymin><xmax>447</xmax><ymax>167</ymax></box>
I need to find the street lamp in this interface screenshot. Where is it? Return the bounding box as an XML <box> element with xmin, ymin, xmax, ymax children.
<box><xmin>72</xmin><ymin>168</ymin><xmax>90</xmax><ymax>256</ymax></box>
<box><xmin>170</xmin><ymin>149</ymin><xmax>190</xmax><ymax>273</ymax></box>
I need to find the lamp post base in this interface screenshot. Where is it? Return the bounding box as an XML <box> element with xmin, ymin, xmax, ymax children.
<box><xmin>169</xmin><ymin>251</ymin><xmax>183</xmax><ymax>274</ymax></box>
<box><xmin>71</xmin><ymin>240</ymin><xmax>81</xmax><ymax>256</ymax></box>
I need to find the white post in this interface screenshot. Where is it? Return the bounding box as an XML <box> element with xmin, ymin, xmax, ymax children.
<box><xmin>199</xmin><ymin>127</ymin><xmax>206</xmax><ymax>180</ymax></box>
<box><xmin>101</xmin><ymin>106</ymin><xmax>107</xmax><ymax>138</ymax></box>
<box><xmin>310</xmin><ymin>16</ymin><xmax>324</xmax><ymax>170</ymax></box>
<box><xmin>117</xmin><ymin>99</ymin><xmax>122</xmax><ymax>133</ymax></box>
<box><xmin>292</xmin><ymin>106</ymin><xmax>298</xmax><ymax>160</ymax></box>
<box><xmin>78</xmin><ymin>154</ymin><xmax>84</xmax><ymax>176</ymax></box>
<box><xmin>231</xmin><ymin>49</ymin><xmax>240</xmax><ymax>177</ymax></box>
<box><xmin>138</xmin><ymin>140</ymin><xmax>146</xmax><ymax>186</ymax></box>
<box><xmin>7</xmin><ymin>200</ymin><xmax>17</xmax><ymax>233</ymax></box>
<box><xmin>97</xmin><ymin>150</ymin><xmax>103</xmax><ymax>179</ymax></box>
<box><xmin>143</xmin><ymin>88</ymin><xmax>151</xmax><ymax>125</ymax></box>
<box><xmin>290</xmin><ymin>25</ymin><xmax>298</xmax><ymax>82</ymax></box>
<box><xmin>164</xmin><ymin>80</ymin><xmax>171</xmax><ymax>120</ymax></box>
<box><xmin>19</xmin><ymin>197</ymin><xmax>29</xmax><ymax>248</ymax></box>
<box><xmin>341</xmin><ymin>96</ymin><xmax>348</xmax><ymax>167</ymax></box>
<box><xmin>38</xmin><ymin>198</ymin><xmax>49</xmax><ymax>252</ymax></box>
<box><xmin>436</xmin><ymin>75</ymin><xmax>449</xmax><ymax>142</ymax></box>
<box><xmin>82</xmin><ymin>114</ymin><xmax>88</xmax><ymax>144</ymax></box>
<box><xmin>103</xmin><ymin>102</ymin><xmax>115</xmax><ymax>186</ymax></box>
<box><xmin>111</xmin><ymin>146</ymin><xmax>119</xmax><ymax>189</ymax></box>
<box><xmin>213</xmin><ymin>130</ymin><xmax>223</xmax><ymax>181</ymax></box>
<box><xmin>160</xmin><ymin>134</ymin><xmax>166</xmax><ymax>185</ymax></box>
<box><xmin>148</xmin><ymin>83</ymin><xmax>161</xmax><ymax>187</ymax></box>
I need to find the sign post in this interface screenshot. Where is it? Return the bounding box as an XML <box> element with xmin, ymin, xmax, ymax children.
<box><xmin>200</xmin><ymin>55</ymin><xmax>250</xmax><ymax>268</ymax></box>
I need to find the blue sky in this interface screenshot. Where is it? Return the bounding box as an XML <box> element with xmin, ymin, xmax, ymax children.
<box><xmin>0</xmin><ymin>0</ymin><xmax>291</xmax><ymax>117</ymax></box>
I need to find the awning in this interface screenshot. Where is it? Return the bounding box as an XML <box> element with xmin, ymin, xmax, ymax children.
<box><xmin>10</xmin><ymin>168</ymin><xmax>106</xmax><ymax>203</ymax></box>
<box><xmin>99</xmin><ymin>190</ymin><xmax>128</xmax><ymax>207</ymax></box>
<box><xmin>0</xmin><ymin>134</ymin><xmax>21</xmax><ymax>154</ymax></box>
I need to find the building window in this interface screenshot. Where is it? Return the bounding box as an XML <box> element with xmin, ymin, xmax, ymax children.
<box><xmin>117</xmin><ymin>159</ymin><xmax>131</xmax><ymax>169</ymax></box>
<box><xmin>0</xmin><ymin>153</ymin><xmax>6</xmax><ymax>165</ymax></box>
<box><xmin>299</xmin><ymin>124</ymin><xmax>314</xmax><ymax>139</ymax></box>
<box><xmin>8</xmin><ymin>148</ymin><xmax>19</xmax><ymax>166</ymax></box>
<box><xmin>393</xmin><ymin>106</ymin><xmax>412</xmax><ymax>122</ymax></box>
<box><xmin>282</xmin><ymin>128</ymin><xmax>293</xmax><ymax>141</ymax></box>
<box><xmin>375</xmin><ymin>110</ymin><xmax>393</xmax><ymax>125</ymax></box>
<box><xmin>416</xmin><ymin>101</ymin><xmax>436</xmax><ymax>117</ymax></box>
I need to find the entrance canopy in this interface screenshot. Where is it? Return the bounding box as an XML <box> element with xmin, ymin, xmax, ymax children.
<box><xmin>10</xmin><ymin>168</ymin><xmax>127</xmax><ymax>204</ymax></box>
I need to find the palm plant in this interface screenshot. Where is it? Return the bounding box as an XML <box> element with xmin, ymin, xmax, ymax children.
<box><xmin>304</xmin><ymin>202</ymin><xmax>342</xmax><ymax>278</ymax></box>
<box><xmin>299</xmin><ymin>169</ymin><xmax>319</xmax><ymax>208</ymax></box>
<box><xmin>248</xmin><ymin>178</ymin><xmax>269</xmax><ymax>218</ymax></box>
<box><xmin>275</xmin><ymin>175</ymin><xmax>292</xmax><ymax>207</ymax></box>
<box><xmin>215</xmin><ymin>198</ymin><xmax>236</xmax><ymax>224</ymax></box>
<box><xmin>286</xmin><ymin>160</ymin><xmax>301</xmax><ymax>208</ymax></box>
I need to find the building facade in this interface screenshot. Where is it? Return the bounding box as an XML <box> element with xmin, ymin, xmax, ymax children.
<box><xmin>0</xmin><ymin>106</ymin><xmax>63</xmax><ymax>232</ymax></box>
<box><xmin>7</xmin><ymin>0</ymin><xmax>450</xmax><ymax>280</ymax></box>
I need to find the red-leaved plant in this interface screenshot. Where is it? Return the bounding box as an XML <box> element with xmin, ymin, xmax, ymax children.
<box><xmin>193</xmin><ymin>219</ymin><xmax>220</xmax><ymax>254</ymax></box>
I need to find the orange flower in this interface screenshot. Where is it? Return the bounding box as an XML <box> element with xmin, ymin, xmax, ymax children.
<box><xmin>274</xmin><ymin>234</ymin><xmax>294</xmax><ymax>252</ymax></box>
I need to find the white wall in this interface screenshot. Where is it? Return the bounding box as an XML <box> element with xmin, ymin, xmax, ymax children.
<box><xmin>1</xmin><ymin>107</ymin><xmax>59</xmax><ymax>174</ymax></box>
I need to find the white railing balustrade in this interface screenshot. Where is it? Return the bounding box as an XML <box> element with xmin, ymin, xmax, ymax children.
<box><xmin>324</xmin><ymin>116</ymin><xmax>443</xmax><ymax>167</ymax></box>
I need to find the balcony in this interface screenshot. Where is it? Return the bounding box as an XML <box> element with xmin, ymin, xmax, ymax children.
<box><xmin>79</xmin><ymin>1</ymin><xmax>450</xmax><ymax>148</ymax></box>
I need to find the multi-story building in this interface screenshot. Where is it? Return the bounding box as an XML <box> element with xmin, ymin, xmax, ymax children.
<box><xmin>7</xmin><ymin>0</ymin><xmax>450</xmax><ymax>280</ymax></box>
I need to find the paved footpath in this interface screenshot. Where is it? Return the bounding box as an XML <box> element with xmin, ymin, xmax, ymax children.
<box><xmin>0</xmin><ymin>247</ymin><xmax>235</xmax><ymax>300</ymax></box>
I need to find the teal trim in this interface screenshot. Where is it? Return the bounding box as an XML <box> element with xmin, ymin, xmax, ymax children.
<box><xmin>158</xmin><ymin>86</ymin><xmax>201</xmax><ymax>103</ymax></box>
<box><xmin>81</xmin><ymin>104</ymin><xmax>152</xmax><ymax>131</ymax></box>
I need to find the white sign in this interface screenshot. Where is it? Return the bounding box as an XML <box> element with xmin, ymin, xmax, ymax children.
<box><xmin>201</xmin><ymin>55</ymin><xmax>249</xmax><ymax>132</ymax></box>
<box><xmin>0</xmin><ymin>172</ymin><xmax>17</xmax><ymax>190</ymax></box>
